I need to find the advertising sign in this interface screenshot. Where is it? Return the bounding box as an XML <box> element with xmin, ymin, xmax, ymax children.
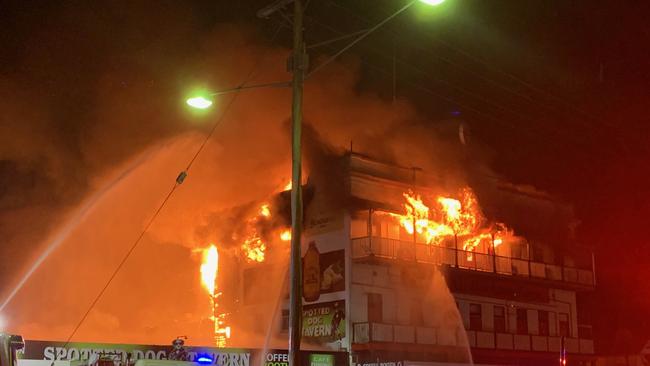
<box><xmin>302</xmin><ymin>241</ymin><xmax>345</xmax><ymax>303</ymax></box>
<box><xmin>20</xmin><ymin>341</ymin><xmax>347</xmax><ymax>366</ymax></box>
<box><xmin>319</xmin><ymin>250</ymin><xmax>345</xmax><ymax>294</ymax></box>
<box><xmin>309</xmin><ymin>354</ymin><xmax>334</xmax><ymax>366</ymax></box>
<box><xmin>302</xmin><ymin>300</ymin><xmax>345</xmax><ymax>343</ymax></box>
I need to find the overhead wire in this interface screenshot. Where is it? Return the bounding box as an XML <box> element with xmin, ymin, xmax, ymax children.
<box><xmin>305</xmin><ymin>15</ymin><xmax>551</xmax><ymax>126</ymax></box>
<box><xmin>305</xmin><ymin>15</ymin><xmax>584</xmax><ymax>145</ymax></box>
<box><xmin>302</xmin><ymin>21</ymin><xmax>613</xmax><ymax>167</ymax></box>
<box><xmin>305</xmin><ymin>2</ymin><xmax>546</xmax><ymax>130</ymax></box>
<box><xmin>306</xmin><ymin>1</ymin><xmax>630</xmax><ymax>160</ymax></box>
<box><xmin>321</xmin><ymin>0</ymin><xmax>636</xmax><ymax>154</ymax></box>
<box><xmin>323</xmin><ymin>0</ymin><xmax>563</xmax><ymax>115</ymax></box>
<box><xmin>60</xmin><ymin>21</ymin><xmax>287</xmax><ymax>349</ymax></box>
<box><xmin>307</xmin><ymin>0</ymin><xmax>415</xmax><ymax>77</ymax></box>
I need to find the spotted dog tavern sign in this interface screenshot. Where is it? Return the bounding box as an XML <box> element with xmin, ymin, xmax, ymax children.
<box><xmin>18</xmin><ymin>341</ymin><xmax>346</xmax><ymax>366</ymax></box>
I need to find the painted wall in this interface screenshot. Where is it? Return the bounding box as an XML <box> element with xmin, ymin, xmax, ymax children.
<box><xmin>349</xmin><ymin>261</ymin><xmax>579</xmax><ymax>339</ymax></box>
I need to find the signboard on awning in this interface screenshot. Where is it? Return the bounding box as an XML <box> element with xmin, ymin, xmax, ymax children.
<box><xmin>20</xmin><ymin>341</ymin><xmax>347</xmax><ymax>366</ymax></box>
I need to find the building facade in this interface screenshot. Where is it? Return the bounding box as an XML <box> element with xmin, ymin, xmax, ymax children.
<box><xmin>256</xmin><ymin>153</ymin><xmax>596</xmax><ymax>366</ymax></box>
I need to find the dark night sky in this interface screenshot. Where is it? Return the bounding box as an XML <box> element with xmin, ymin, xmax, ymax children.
<box><xmin>1</xmin><ymin>0</ymin><xmax>650</xmax><ymax>354</ymax></box>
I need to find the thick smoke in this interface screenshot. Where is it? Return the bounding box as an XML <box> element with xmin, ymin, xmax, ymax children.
<box><xmin>0</xmin><ymin>2</ymin><xmax>531</xmax><ymax>348</ymax></box>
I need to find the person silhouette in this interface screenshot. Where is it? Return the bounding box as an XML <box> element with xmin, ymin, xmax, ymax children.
<box><xmin>168</xmin><ymin>338</ymin><xmax>189</xmax><ymax>361</ymax></box>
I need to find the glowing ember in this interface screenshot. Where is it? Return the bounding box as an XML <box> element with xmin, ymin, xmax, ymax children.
<box><xmin>242</xmin><ymin>236</ymin><xmax>266</xmax><ymax>262</ymax></box>
<box><xmin>283</xmin><ymin>181</ymin><xmax>292</xmax><ymax>191</ymax></box>
<box><xmin>259</xmin><ymin>204</ymin><xmax>271</xmax><ymax>217</ymax></box>
<box><xmin>280</xmin><ymin>229</ymin><xmax>291</xmax><ymax>241</ymax></box>
<box><xmin>200</xmin><ymin>245</ymin><xmax>231</xmax><ymax>347</ymax></box>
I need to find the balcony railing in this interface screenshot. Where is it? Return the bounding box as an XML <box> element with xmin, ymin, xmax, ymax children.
<box><xmin>351</xmin><ymin>236</ymin><xmax>594</xmax><ymax>287</ymax></box>
<box><xmin>353</xmin><ymin>322</ymin><xmax>594</xmax><ymax>355</ymax></box>
<box><xmin>352</xmin><ymin>321</ymin><xmax>465</xmax><ymax>347</ymax></box>
<box><xmin>465</xmin><ymin>330</ymin><xmax>594</xmax><ymax>354</ymax></box>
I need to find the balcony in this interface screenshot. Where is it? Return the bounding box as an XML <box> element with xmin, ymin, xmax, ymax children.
<box><xmin>352</xmin><ymin>322</ymin><xmax>465</xmax><ymax>347</ymax></box>
<box><xmin>351</xmin><ymin>236</ymin><xmax>595</xmax><ymax>288</ymax></box>
<box><xmin>466</xmin><ymin>330</ymin><xmax>594</xmax><ymax>354</ymax></box>
<box><xmin>352</xmin><ymin>322</ymin><xmax>594</xmax><ymax>355</ymax></box>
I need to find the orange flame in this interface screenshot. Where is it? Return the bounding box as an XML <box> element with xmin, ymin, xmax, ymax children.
<box><xmin>200</xmin><ymin>245</ymin><xmax>218</xmax><ymax>295</ymax></box>
<box><xmin>280</xmin><ymin>229</ymin><xmax>291</xmax><ymax>241</ymax></box>
<box><xmin>259</xmin><ymin>204</ymin><xmax>271</xmax><ymax>218</ymax></box>
<box><xmin>242</xmin><ymin>236</ymin><xmax>266</xmax><ymax>262</ymax></box>
<box><xmin>283</xmin><ymin>181</ymin><xmax>292</xmax><ymax>191</ymax></box>
<box><xmin>199</xmin><ymin>245</ymin><xmax>231</xmax><ymax>347</ymax></box>
<box><xmin>390</xmin><ymin>188</ymin><xmax>514</xmax><ymax>259</ymax></box>
<box><xmin>240</xmin><ymin>203</ymin><xmax>272</xmax><ymax>263</ymax></box>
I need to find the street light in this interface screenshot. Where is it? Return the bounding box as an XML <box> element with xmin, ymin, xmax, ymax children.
<box><xmin>185</xmin><ymin>81</ymin><xmax>292</xmax><ymax>110</ymax></box>
<box><xmin>186</xmin><ymin>96</ymin><xmax>213</xmax><ymax>109</ymax></box>
<box><xmin>419</xmin><ymin>0</ymin><xmax>445</xmax><ymax>5</ymax></box>
<box><xmin>307</xmin><ymin>0</ymin><xmax>447</xmax><ymax>77</ymax></box>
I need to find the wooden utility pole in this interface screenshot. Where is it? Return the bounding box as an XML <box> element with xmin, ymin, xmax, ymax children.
<box><xmin>288</xmin><ymin>1</ymin><xmax>305</xmax><ymax>366</ymax></box>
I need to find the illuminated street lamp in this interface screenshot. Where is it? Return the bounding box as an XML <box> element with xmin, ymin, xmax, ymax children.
<box><xmin>185</xmin><ymin>81</ymin><xmax>291</xmax><ymax>110</ymax></box>
<box><xmin>186</xmin><ymin>96</ymin><xmax>213</xmax><ymax>109</ymax></box>
<box><xmin>419</xmin><ymin>0</ymin><xmax>445</xmax><ymax>5</ymax></box>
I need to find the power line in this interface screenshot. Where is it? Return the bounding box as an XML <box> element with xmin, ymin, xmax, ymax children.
<box><xmin>320</xmin><ymin>0</ymin><xmax>636</xmax><ymax>153</ymax></box>
<box><xmin>305</xmin><ymin>3</ymin><xmax>545</xmax><ymax>129</ymax></box>
<box><xmin>61</xmin><ymin>181</ymin><xmax>179</xmax><ymax>346</ymax></box>
<box><xmin>60</xmin><ymin>22</ymin><xmax>286</xmax><ymax>349</ymax></box>
<box><xmin>305</xmin><ymin>18</ymin><xmax>550</xmax><ymax>126</ymax></box>
<box><xmin>305</xmin><ymin>16</ymin><xmax>580</xmax><ymax>142</ymax></box>
<box><xmin>304</xmin><ymin>16</ymin><xmax>605</xmax><ymax>166</ymax></box>
<box><xmin>322</xmin><ymin>0</ymin><xmax>564</xmax><ymax>116</ymax></box>
<box><xmin>307</xmin><ymin>1</ymin><xmax>414</xmax><ymax>77</ymax></box>
<box><xmin>307</xmin><ymin>1</ymin><xmax>639</xmax><ymax>159</ymax></box>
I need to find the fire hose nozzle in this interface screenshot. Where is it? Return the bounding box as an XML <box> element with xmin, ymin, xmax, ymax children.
<box><xmin>176</xmin><ymin>171</ymin><xmax>188</xmax><ymax>185</ymax></box>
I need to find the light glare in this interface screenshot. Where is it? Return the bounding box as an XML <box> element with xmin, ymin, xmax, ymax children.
<box><xmin>419</xmin><ymin>0</ymin><xmax>445</xmax><ymax>5</ymax></box>
<box><xmin>186</xmin><ymin>96</ymin><xmax>213</xmax><ymax>109</ymax></box>
<box><xmin>197</xmin><ymin>357</ymin><xmax>213</xmax><ymax>364</ymax></box>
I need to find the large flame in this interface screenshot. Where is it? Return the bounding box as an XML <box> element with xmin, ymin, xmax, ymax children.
<box><xmin>239</xmin><ymin>202</ymin><xmax>291</xmax><ymax>263</ymax></box>
<box><xmin>200</xmin><ymin>245</ymin><xmax>219</xmax><ymax>295</ymax></box>
<box><xmin>200</xmin><ymin>245</ymin><xmax>231</xmax><ymax>347</ymax></box>
<box><xmin>390</xmin><ymin>188</ymin><xmax>513</xmax><ymax>260</ymax></box>
<box><xmin>239</xmin><ymin>203</ymin><xmax>271</xmax><ymax>262</ymax></box>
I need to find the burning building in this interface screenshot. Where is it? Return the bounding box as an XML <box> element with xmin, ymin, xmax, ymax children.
<box><xmin>229</xmin><ymin>152</ymin><xmax>596</xmax><ymax>366</ymax></box>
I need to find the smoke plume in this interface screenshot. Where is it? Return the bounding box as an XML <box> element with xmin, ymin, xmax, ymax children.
<box><xmin>0</xmin><ymin>2</ymin><xmax>522</xmax><ymax>348</ymax></box>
